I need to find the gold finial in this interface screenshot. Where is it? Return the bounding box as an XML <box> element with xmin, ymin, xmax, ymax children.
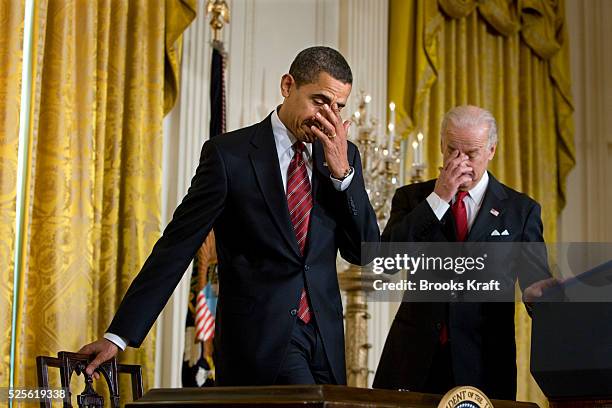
<box><xmin>206</xmin><ymin>0</ymin><xmax>230</xmax><ymax>42</ymax></box>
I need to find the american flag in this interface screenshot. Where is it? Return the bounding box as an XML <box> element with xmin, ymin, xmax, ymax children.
<box><xmin>182</xmin><ymin>36</ymin><xmax>226</xmax><ymax>388</ymax></box>
<box><xmin>195</xmin><ymin>287</ymin><xmax>215</xmax><ymax>341</ymax></box>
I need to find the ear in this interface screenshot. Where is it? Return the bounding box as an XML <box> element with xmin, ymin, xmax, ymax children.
<box><xmin>488</xmin><ymin>143</ymin><xmax>497</xmax><ymax>160</ymax></box>
<box><xmin>280</xmin><ymin>74</ymin><xmax>295</xmax><ymax>98</ymax></box>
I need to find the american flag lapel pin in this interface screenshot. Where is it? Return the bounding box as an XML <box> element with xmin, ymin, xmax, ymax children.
<box><xmin>490</xmin><ymin>208</ymin><xmax>500</xmax><ymax>217</ymax></box>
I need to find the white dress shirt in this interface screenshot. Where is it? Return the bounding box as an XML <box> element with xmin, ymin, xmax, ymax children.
<box><xmin>103</xmin><ymin>332</ymin><xmax>127</xmax><ymax>350</ymax></box>
<box><xmin>105</xmin><ymin>109</ymin><xmax>355</xmax><ymax>351</ymax></box>
<box><xmin>425</xmin><ymin>171</ymin><xmax>490</xmax><ymax>231</ymax></box>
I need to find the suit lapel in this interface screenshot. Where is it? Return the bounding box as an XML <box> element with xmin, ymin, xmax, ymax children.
<box><xmin>442</xmin><ymin>210</ymin><xmax>458</xmax><ymax>241</ymax></box>
<box><xmin>249</xmin><ymin>115</ymin><xmax>301</xmax><ymax>258</ymax></box>
<box><xmin>304</xmin><ymin>141</ymin><xmax>327</xmax><ymax>257</ymax></box>
<box><xmin>311</xmin><ymin>140</ymin><xmax>325</xmax><ymax>202</ymax></box>
<box><xmin>467</xmin><ymin>173</ymin><xmax>507</xmax><ymax>242</ymax></box>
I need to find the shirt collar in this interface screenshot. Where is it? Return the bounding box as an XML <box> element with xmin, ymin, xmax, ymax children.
<box><xmin>271</xmin><ymin>106</ymin><xmax>312</xmax><ymax>159</ymax></box>
<box><xmin>466</xmin><ymin>170</ymin><xmax>489</xmax><ymax>207</ymax></box>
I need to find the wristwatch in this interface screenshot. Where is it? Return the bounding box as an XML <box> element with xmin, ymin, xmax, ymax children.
<box><xmin>335</xmin><ymin>166</ymin><xmax>354</xmax><ymax>181</ymax></box>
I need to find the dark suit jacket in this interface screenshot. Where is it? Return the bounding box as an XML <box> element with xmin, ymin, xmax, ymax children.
<box><xmin>107</xmin><ymin>114</ymin><xmax>379</xmax><ymax>386</ymax></box>
<box><xmin>372</xmin><ymin>173</ymin><xmax>549</xmax><ymax>400</ymax></box>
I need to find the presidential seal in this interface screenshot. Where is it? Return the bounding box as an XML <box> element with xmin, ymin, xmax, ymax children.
<box><xmin>437</xmin><ymin>386</ymin><xmax>494</xmax><ymax>408</ymax></box>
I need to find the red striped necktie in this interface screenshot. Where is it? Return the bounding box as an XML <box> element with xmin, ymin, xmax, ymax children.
<box><xmin>286</xmin><ymin>142</ymin><xmax>313</xmax><ymax>324</ymax></box>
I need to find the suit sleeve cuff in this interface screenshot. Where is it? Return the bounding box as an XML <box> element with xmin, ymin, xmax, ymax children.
<box><xmin>330</xmin><ymin>167</ymin><xmax>355</xmax><ymax>191</ymax></box>
<box><xmin>426</xmin><ymin>191</ymin><xmax>450</xmax><ymax>221</ymax></box>
<box><xmin>104</xmin><ymin>332</ymin><xmax>128</xmax><ymax>351</ymax></box>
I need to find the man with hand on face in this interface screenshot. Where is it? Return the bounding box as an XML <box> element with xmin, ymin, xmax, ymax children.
<box><xmin>373</xmin><ymin>105</ymin><xmax>556</xmax><ymax>400</ymax></box>
<box><xmin>78</xmin><ymin>46</ymin><xmax>379</xmax><ymax>386</ymax></box>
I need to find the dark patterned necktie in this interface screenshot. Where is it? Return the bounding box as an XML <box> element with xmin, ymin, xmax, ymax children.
<box><xmin>286</xmin><ymin>142</ymin><xmax>313</xmax><ymax>323</ymax></box>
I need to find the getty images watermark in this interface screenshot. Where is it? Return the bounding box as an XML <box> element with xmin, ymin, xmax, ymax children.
<box><xmin>360</xmin><ymin>242</ymin><xmax>612</xmax><ymax>303</ymax></box>
<box><xmin>371</xmin><ymin>252</ymin><xmax>501</xmax><ymax>293</ymax></box>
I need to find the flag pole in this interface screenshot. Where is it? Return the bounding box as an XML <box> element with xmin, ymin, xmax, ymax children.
<box><xmin>182</xmin><ymin>0</ymin><xmax>230</xmax><ymax>388</ymax></box>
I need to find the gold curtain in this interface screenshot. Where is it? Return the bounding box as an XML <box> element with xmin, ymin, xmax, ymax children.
<box><xmin>389</xmin><ymin>0</ymin><xmax>575</xmax><ymax>405</ymax></box>
<box><xmin>8</xmin><ymin>0</ymin><xmax>195</xmax><ymax>393</ymax></box>
<box><xmin>0</xmin><ymin>0</ymin><xmax>25</xmax><ymax>387</ymax></box>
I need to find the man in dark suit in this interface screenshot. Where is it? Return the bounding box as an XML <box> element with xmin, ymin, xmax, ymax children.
<box><xmin>372</xmin><ymin>105</ymin><xmax>556</xmax><ymax>400</ymax></box>
<box><xmin>78</xmin><ymin>46</ymin><xmax>379</xmax><ymax>386</ymax></box>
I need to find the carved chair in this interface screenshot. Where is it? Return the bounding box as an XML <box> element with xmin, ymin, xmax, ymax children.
<box><xmin>36</xmin><ymin>351</ymin><xmax>143</xmax><ymax>408</ymax></box>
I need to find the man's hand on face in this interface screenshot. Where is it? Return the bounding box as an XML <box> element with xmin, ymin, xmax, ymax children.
<box><xmin>77</xmin><ymin>338</ymin><xmax>119</xmax><ymax>380</ymax></box>
<box><xmin>434</xmin><ymin>150</ymin><xmax>473</xmax><ymax>202</ymax></box>
<box><xmin>310</xmin><ymin>103</ymin><xmax>351</xmax><ymax>179</ymax></box>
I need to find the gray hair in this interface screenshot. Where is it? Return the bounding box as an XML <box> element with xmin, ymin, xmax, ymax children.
<box><xmin>440</xmin><ymin>105</ymin><xmax>498</xmax><ymax>148</ymax></box>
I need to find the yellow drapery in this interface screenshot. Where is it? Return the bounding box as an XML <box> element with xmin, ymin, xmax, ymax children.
<box><xmin>5</xmin><ymin>0</ymin><xmax>195</xmax><ymax>392</ymax></box>
<box><xmin>389</xmin><ymin>0</ymin><xmax>575</xmax><ymax>405</ymax></box>
<box><xmin>0</xmin><ymin>0</ymin><xmax>25</xmax><ymax>386</ymax></box>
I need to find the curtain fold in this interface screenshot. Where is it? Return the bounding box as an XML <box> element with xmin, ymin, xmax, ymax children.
<box><xmin>165</xmin><ymin>0</ymin><xmax>197</xmax><ymax>114</ymax></box>
<box><xmin>389</xmin><ymin>0</ymin><xmax>575</xmax><ymax>405</ymax></box>
<box><xmin>10</xmin><ymin>0</ymin><xmax>195</xmax><ymax>393</ymax></box>
<box><xmin>0</xmin><ymin>0</ymin><xmax>25</xmax><ymax>387</ymax></box>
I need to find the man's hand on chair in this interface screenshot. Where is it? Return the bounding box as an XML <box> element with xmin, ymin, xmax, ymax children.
<box><xmin>78</xmin><ymin>338</ymin><xmax>119</xmax><ymax>379</ymax></box>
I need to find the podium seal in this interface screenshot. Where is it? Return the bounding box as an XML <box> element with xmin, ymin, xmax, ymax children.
<box><xmin>437</xmin><ymin>386</ymin><xmax>494</xmax><ymax>408</ymax></box>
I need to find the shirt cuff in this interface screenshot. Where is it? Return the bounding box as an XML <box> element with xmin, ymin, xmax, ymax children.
<box><xmin>330</xmin><ymin>167</ymin><xmax>354</xmax><ymax>191</ymax></box>
<box><xmin>426</xmin><ymin>191</ymin><xmax>450</xmax><ymax>221</ymax></box>
<box><xmin>104</xmin><ymin>332</ymin><xmax>128</xmax><ymax>351</ymax></box>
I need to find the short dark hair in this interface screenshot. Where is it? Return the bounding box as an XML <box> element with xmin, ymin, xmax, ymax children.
<box><xmin>289</xmin><ymin>46</ymin><xmax>353</xmax><ymax>87</ymax></box>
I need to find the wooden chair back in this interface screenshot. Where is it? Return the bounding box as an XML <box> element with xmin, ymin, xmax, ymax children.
<box><xmin>36</xmin><ymin>351</ymin><xmax>143</xmax><ymax>408</ymax></box>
